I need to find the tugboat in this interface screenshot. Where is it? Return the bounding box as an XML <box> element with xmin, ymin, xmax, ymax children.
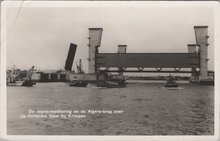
<box><xmin>165</xmin><ymin>75</ymin><xmax>179</xmax><ymax>88</ymax></box>
<box><xmin>106</xmin><ymin>82</ymin><xmax>126</xmax><ymax>88</ymax></box>
<box><xmin>97</xmin><ymin>80</ymin><xmax>126</xmax><ymax>88</ymax></box>
<box><xmin>69</xmin><ymin>80</ymin><xmax>88</xmax><ymax>87</ymax></box>
<box><xmin>21</xmin><ymin>79</ymin><xmax>36</xmax><ymax>87</ymax></box>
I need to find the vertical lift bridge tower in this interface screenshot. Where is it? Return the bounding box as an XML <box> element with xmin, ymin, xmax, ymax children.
<box><xmin>194</xmin><ymin>26</ymin><xmax>213</xmax><ymax>84</ymax></box>
<box><xmin>87</xmin><ymin>26</ymin><xmax>213</xmax><ymax>85</ymax></box>
<box><xmin>88</xmin><ymin>28</ymin><xmax>103</xmax><ymax>74</ymax></box>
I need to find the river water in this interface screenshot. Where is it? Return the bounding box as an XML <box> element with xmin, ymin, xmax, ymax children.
<box><xmin>7</xmin><ymin>81</ymin><xmax>214</xmax><ymax>135</ymax></box>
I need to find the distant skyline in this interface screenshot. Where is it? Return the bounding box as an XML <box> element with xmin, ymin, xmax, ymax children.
<box><xmin>4</xmin><ymin>2</ymin><xmax>215</xmax><ymax>74</ymax></box>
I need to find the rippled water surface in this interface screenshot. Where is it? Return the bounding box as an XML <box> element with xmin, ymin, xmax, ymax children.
<box><xmin>7</xmin><ymin>81</ymin><xmax>214</xmax><ymax>135</ymax></box>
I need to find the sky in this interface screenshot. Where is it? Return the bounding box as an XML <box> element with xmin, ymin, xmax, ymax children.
<box><xmin>5</xmin><ymin>3</ymin><xmax>214</xmax><ymax>74</ymax></box>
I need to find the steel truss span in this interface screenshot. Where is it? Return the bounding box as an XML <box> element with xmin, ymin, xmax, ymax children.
<box><xmin>98</xmin><ymin>68</ymin><xmax>199</xmax><ymax>73</ymax></box>
<box><xmin>96</xmin><ymin>53</ymin><xmax>200</xmax><ymax>68</ymax></box>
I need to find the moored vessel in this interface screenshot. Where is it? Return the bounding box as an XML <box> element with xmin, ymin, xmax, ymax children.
<box><xmin>7</xmin><ymin>66</ymin><xmax>36</xmax><ymax>87</ymax></box>
<box><xmin>69</xmin><ymin>81</ymin><xmax>88</xmax><ymax>87</ymax></box>
<box><xmin>165</xmin><ymin>75</ymin><xmax>179</xmax><ymax>87</ymax></box>
<box><xmin>97</xmin><ymin>80</ymin><xmax>126</xmax><ymax>88</ymax></box>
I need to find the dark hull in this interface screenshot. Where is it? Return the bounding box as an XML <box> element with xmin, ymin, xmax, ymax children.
<box><xmin>7</xmin><ymin>80</ymin><xmax>36</xmax><ymax>87</ymax></box>
<box><xmin>97</xmin><ymin>81</ymin><xmax>126</xmax><ymax>88</ymax></box>
<box><xmin>165</xmin><ymin>80</ymin><xmax>179</xmax><ymax>88</ymax></box>
<box><xmin>69</xmin><ymin>81</ymin><xmax>88</xmax><ymax>87</ymax></box>
<box><xmin>199</xmin><ymin>80</ymin><xmax>214</xmax><ymax>86</ymax></box>
<box><xmin>106</xmin><ymin>85</ymin><xmax>126</xmax><ymax>88</ymax></box>
<box><xmin>22</xmin><ymin>80</ymin><xmax>36</xmax><ymax>87</ymax></box>
<box><xmin>165</xmin><ymin>84</ymin><xmax>179</xmax><ymax>87</ymax></box>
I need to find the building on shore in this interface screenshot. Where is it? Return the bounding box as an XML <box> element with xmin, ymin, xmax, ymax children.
<box><xmin>31</xmin><ymin>70</ymin><xmax>69</xmax><ymax>82</ymax></box>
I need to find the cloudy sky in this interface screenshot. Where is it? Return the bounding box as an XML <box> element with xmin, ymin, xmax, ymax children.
<box><xmin>5</xmin><ymin>2</ymin><xmax>214</xmax><ymax>73</ymax></box>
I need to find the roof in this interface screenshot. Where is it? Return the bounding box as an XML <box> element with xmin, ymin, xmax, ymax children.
<box><xmin>187</xmin><ymin>44</ymin><xmax>198</xmax><ymax>46</ymax></box>
<box><xmin>194</xmin><ymin>26</ymin><xmax>208</xmax><ymax>28</ymax></box>
<box><xmin>88</xmin><ymin>28</ymin><xmax>103</xmax><ymax>31</ymax></box>
<box><xmin>118</xmin><ymin>45</ymin><xmax>127</xmax><ymax>47</ymax></box>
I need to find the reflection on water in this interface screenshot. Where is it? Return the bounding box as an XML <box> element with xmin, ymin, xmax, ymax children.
<box><xmin>7</xmin><ymin>82</ymin><xmax>214</xmax><ymax>135</ymax></box>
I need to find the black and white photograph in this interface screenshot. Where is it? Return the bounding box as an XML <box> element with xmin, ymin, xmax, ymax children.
<box><xmin>0</xmin><ymin>1</ymin><xmax>219</xmax><ymax>140</ymax></box>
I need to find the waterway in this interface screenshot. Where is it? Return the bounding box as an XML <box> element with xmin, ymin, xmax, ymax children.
<box><xmin>7</xmin><ymin>81</ymin><xmax>214</xmax><ymax>135</ymax></box>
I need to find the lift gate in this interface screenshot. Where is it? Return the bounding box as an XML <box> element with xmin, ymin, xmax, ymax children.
<box><xmin>96</xmin><ymin>53</ymin><xmax>200</xmax><ymax>72</ymax></box>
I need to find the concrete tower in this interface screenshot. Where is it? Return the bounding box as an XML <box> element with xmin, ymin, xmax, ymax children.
<box><xmin>194</xmin><ymin>26</ymin><xmax>211</xmax><ymax>82</ymax></box>
<box><xmin>118</xmin><ymin>45</ymin><xmax>127</xmax><ymax>54</ymax></box>
<box><xmin>187</xmin><ymin>44</ymin><xmax>198</xmax><ymax>82</ymax></box>
<box><xmin>118</xmin><ymin>45</ymin><xmax>127</xmax><ymax>76</ymax></box>
<box><xmin>88</xmin><ymin>28</ymin><xmax>103</xmax><ymax>74</ymax></box>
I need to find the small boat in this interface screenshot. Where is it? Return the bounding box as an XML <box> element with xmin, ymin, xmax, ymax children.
<box><xmin>165</xmin><ymin>75</ymin><xmax>179</xmax><ymax>87</ymax></box>
<box><xmin>7</xmin><ymin>80</ymin><xmax>36</xmax><ymax>87</ymax></box>
<box><xmin>7</xmin><ymin>80</ymin><xmax>23</xmax><ymax>86</ymax></box>
<box><xmin>69</xmin><ymin>81</ymin><xmax>88</xmax><ymax>87</ymax></box>
<box><xmin>97</xmin><ymin>81</ymin><xmax>126</xmax><ymax>88</ymax></box>
<box><xmin>22</xmin><ymin>80</ymin><xmax>36</xmax><ymax>87</ymax></box>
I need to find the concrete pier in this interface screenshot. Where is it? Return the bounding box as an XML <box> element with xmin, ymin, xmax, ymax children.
<box><xmin>187</xmin><ymin>44</ymin><xmax>198</xmax><ymax>82</ymax></box>
<box><xmin>118</xmin><ymin>45</ymin><xmax>127</xmax><ymax>77</ymax></box>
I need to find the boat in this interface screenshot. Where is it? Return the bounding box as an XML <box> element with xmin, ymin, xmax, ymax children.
<box><xmin>7</xmin><ymin>79</ymin><xmax>36</xmax><ymax>87</ymax></box>
<box><xmin>97</xmin><ymin>80</ymin><xmax>126</xmax><ymax>88</ymax></box>
<box><xmin>106</xmin><ymin>81</ymin><xmax>126</xmax><ymax>88</ymax></box>
<box><xmin>22</xmin><ymin>80</ymin><xmax>36</xmax><ymax>86</ymax></box>
<box><xmin>69</xmin><ymin>81</ymin><xmax>88</xmax><ymax>87</ymax></box>
<box><xmin>165</xmin><ymin>75</ymin><xmax>179</xmax><ymax>87</ymax></box>
<box><xmin>7</xmin><ymin>80</ymin><xmax>23</xmax><ymax>86</ymax></box>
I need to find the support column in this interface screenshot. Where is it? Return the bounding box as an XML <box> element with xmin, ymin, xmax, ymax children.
<box><xmin>194</xmin><ymin>26</ymin><xmax>213</xmax><ymax>84</ymax></box>
<box><xmin>88</xmin><ymin>28</ymin><xmax>103</xmax><ymax>74</ymax></box>
<box><xmin>57</xmin><ymin>74</ymin><xmax>60</xmax><ymax>81</ymax></box>
<box><xmin>48</xmin><ymin>74</ymin><xmax>51</xmax><ymax>81</ymax></box>
<box><xmin>187</xmin><ymin>44</ymin><xmax>198</xmax><ymax>82</ymax></box>
<box><xmin>118</xmin><ymin>45</ymin><xmax>127</xmax><ymax>77</ymax></box>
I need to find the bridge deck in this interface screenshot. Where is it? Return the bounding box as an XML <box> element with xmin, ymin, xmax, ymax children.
<box><xmin>99</xmin><ymin>70</ymin><xmax>199</xmax><ymax>73</ymax></box>
<box><xmin>96</xmin><ymin>53</ymin><xmax>200</xmax><ymax>68</ymax></box>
